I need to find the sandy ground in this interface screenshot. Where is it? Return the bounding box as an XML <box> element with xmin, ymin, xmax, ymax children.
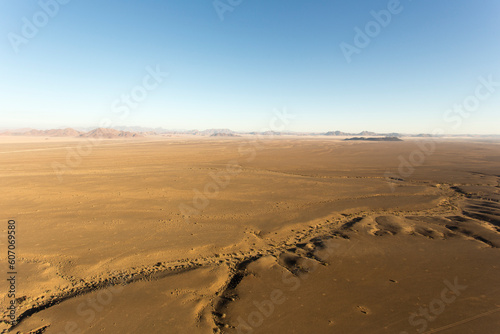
<box><xmin>0</xmin><ymin>137</ymin><xmax>499</xmax><ymax>333</ymax></box>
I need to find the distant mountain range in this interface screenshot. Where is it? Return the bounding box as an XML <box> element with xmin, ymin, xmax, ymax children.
<box><xmin>31</xmin><ymin>128</ymin><xmax>82</xmax><ymax>137</ymax></box>
<box><xmin>80</xmin><ymin>128</ymin><xmax>143</xmax><ymax>138</ymax></box>
<box><xmin>0</xmin><ymin>127</ymin><xmax>142</xmax><ymax>139</ymax></box>
<box><xmin>1</xmin><ymin>127</ymin><xmax>499</xmax><ymax>138</ymax></box>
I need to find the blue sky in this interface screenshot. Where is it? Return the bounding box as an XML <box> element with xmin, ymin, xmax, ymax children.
<box><xmin>1</xmin><ymin>0</ymin><xmax>499</xmax><ymax>134</ymax></box>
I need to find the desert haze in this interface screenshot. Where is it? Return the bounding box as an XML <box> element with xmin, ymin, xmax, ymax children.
<box><xmin>1</xmin><ymin>135</ymin><xmax>500</xmax><ymax>333</ymax></box>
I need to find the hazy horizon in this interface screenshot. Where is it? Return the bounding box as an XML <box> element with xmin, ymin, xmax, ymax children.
<box><xmin>3</xmin><ymin>125</ymin><xmax>500</xmax><ymax>137</ymax></box>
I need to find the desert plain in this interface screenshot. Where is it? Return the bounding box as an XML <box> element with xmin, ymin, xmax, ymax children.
<box><xmin>1</xmin><ymin>136</ymin><xmax>500</xmax><ymax>333</ymax></box>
